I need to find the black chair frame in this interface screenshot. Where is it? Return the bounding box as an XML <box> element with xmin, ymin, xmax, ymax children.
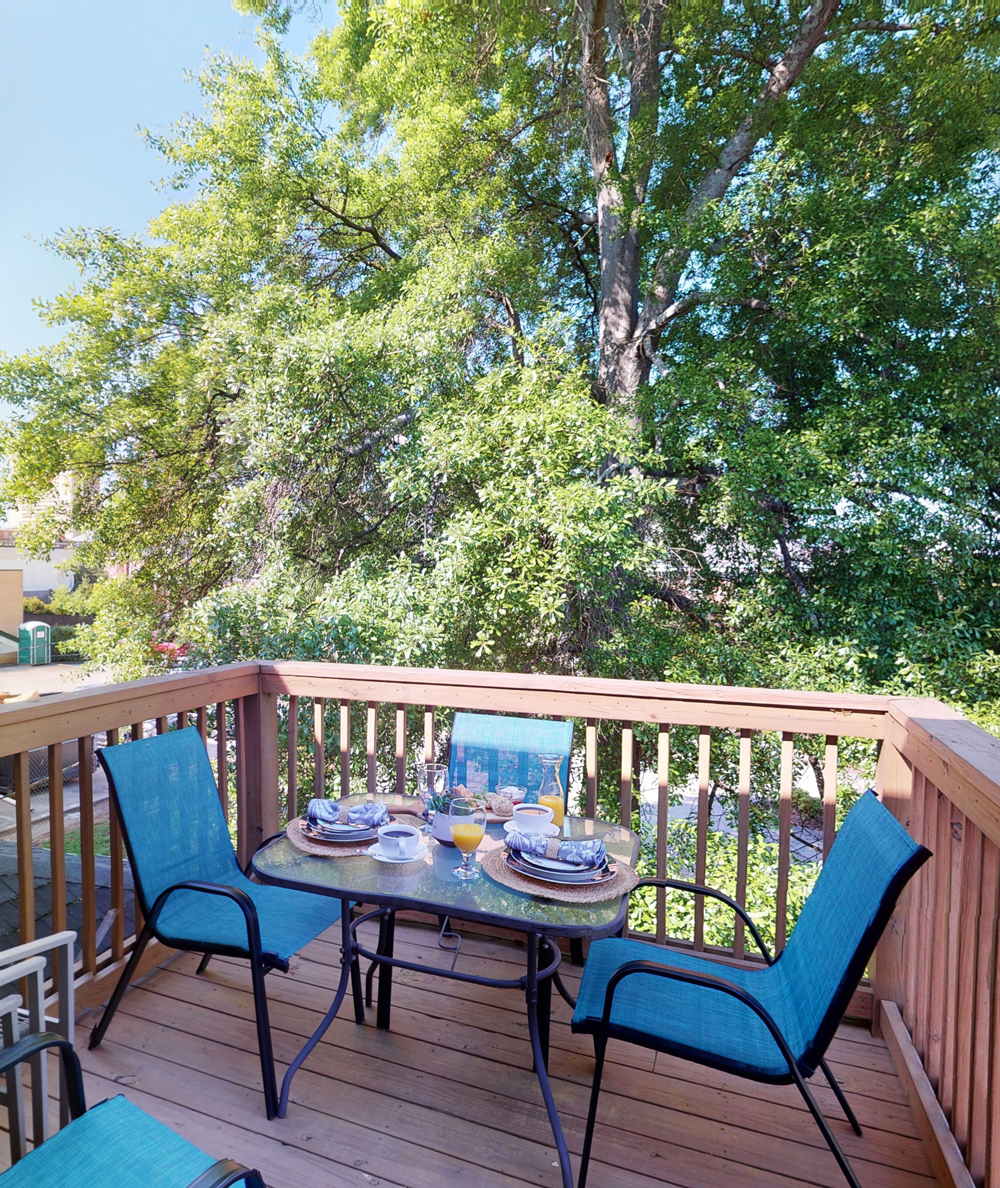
<box><xmin>576</xmin><ymin>877</ymin><xmax>869</xmax><ymax>1188</ymax></box>
<box><xmin>0</xmin><ymin>1032</ymin><xmax>265</xmax><ymax>1188</ymax></box>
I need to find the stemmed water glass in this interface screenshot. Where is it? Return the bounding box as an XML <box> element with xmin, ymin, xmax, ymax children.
<box><xmin>448</xmin><ymin>797</ymin><xmax>486</xmax><ymax>880</ymax></box>
<box><xmin>416</xmin><ymin>762</ymin><xmax>449</xmax><ymax>834</ymax></box>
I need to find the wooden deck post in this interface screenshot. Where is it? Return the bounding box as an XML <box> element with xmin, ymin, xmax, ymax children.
<box><xmin>239</xmin><ymin>690</ymin><xmax>280</xmax><ymax>868</ymax></box>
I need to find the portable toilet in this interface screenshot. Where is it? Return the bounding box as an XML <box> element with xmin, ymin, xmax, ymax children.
<box><xmin>18</xmin><ymin>622</ymin><xmax>50</xmax><ymax>665</ymax></box>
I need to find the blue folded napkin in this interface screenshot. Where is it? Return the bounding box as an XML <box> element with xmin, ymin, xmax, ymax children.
<box><xmin>505</xmin><ymin>831</ymin><xmax>607</xmax><ymax>869</ymax></box>
<box><xmin>307</xmin><ymin>799</ymin><xmax>389</xmax><ymax>829</ymax></box>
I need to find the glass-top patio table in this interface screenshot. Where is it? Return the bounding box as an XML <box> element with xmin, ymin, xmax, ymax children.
<box><xmin>252</xmin><ymin>793</ymin><xmax>639</xmax><ymax>1188</ymax></box>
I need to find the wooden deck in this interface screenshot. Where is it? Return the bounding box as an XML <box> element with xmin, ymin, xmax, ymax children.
<box><xmin>72</xmin><ymin>920</ymin><xmax>938</xmax><ymax>1188</ymax></box>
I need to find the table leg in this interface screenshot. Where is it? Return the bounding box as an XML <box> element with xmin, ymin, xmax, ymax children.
<box><xmin>525</xmin><ymin>936</ymin><xmax>572</xmax><ymax>1188</ymax></box>
<box><xmin>376</xmin><ymin>909</ymin><xmax>396</xmax><ymax>1031</ymax></box>
<box><xmin>278</xmin><ymin>900</ymin><xmax>354</xmax><ymax>1117</ymax></box>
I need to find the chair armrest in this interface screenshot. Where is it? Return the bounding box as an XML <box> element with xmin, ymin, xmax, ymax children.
<box><xmin>633</xmin><ymin>878</ymin><xmax>774</xmax><ymax>964</ymax></box>
<box><xmin>185</xmin><ymin>1157</ymin><xmax>266</xmax><ymax>1188</ymax></box>
<box><xmin>147</xmin><ymin>882</ymin><xmax>286</xmax><ymax>971</ymax></box>
<box><xmin>600</xmin><ymin>959</ymin><xmax>798</xmax><ymax>1074</ymax></box>
<box><xmin>0</xmin><ymin>1033</ymin><xmax>86</xmax><ymax>1119</ymax></box>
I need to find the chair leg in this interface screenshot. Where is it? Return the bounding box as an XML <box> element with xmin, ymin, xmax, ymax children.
<box><xmin>350</xmin><ymin>954</ymin><xmax>365</xmax><ymax>1024</ymax></box>
<box><xmin>196</xmin><ymin>952</ymin><xmax>213</xmax><ymax>976</ymax></box>
<box><xmin>819</xmin><ymin>1057</ymin><xmax>862</xmax><ymax>1136</ymax></box>
<box><xmin>791</xmin><ymin>1064</ymin><xmax>863</xmax><ymax>1188</ymax></box>
<box><xmin>578</xmin><ymin>1033</ymin><xmax>607</xmax><ymax>1188</ymax></box>
<box><xmin>88</xmin><ymin>924</ymin><xmax>153</xmax><ymax>1050</ymax></box>
<box><xmin>366</xmin><ymin>911</ymin><xmax>391</xmax><ymax>1008</ymax></box>
<box><xmin>249</xmin><ymin>955</ymin><xmax>278</xmax><ymax>1120</ymax></box>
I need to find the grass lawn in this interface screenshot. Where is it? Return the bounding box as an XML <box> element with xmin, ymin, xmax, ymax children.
<box><xmin>51</xmin><ymin>821</ymin><xmax>113</xmax><ymax>857</ymax></box>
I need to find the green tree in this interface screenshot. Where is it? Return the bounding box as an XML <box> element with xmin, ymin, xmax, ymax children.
<box><xmin>2</xmin><ymin>0</ymin><xmax>1000</xmax><ymax>743</ymax></box>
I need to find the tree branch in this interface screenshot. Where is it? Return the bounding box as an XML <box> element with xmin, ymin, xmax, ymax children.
<box><xmin>637</xmin><ymin>0</ymin><xmax>840</xmax><ymax>341</ymax></box>
<box><xmin>307</xmin><ymin>194</ymin><xmax>402</xmax><ymax>261</ymax></box>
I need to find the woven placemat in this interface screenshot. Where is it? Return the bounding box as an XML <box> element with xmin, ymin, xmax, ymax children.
<box><xmin>480</xmin><ymin>846</ymin><xmax>639</xmax><ymax>904</ymax></box>
<box><xmin>287</xmin><ymin>817</ymin><xmax>377</xmax><ymax>858</ymax></box>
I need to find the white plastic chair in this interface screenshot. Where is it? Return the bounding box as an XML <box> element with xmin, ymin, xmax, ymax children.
<box><xmin>0</xmin><ymin>932</ymin><xmax>75</xmax><ymax>1163</ymax></box>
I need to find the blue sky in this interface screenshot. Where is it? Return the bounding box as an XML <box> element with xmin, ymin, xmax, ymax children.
<box><xmin>0</xmin><ymin>1</ymin><xmax>320</xmax><ymax>358</ymax></box>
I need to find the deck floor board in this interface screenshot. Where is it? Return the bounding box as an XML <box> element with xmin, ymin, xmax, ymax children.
<box><xmin>70</xmin><ymin>921</ymin><xmax>939</xmax><ymax>1188</ymax></box>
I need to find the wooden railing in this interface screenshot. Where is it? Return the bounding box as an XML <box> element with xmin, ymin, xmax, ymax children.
<box><xmin>0</xmin><ymin>661</ymin><xmax>997</xmax><ymax>1186</ymax></box>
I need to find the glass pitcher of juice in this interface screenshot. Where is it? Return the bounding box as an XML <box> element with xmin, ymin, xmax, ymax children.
<box><xmin>536</xmin><ymin>754</ymin><xmax>565</xmax><ymax>827</ymax></box>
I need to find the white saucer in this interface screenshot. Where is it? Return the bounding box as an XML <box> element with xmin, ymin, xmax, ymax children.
<box><xmin>367</xmin><ymin>842</ymin><xmax>429</xmax><ymax>864</ymax></box>
<box><xmin>503</xmin><ymin>821</ymin><xmax>560</xmax><ymax>838</ymax></box>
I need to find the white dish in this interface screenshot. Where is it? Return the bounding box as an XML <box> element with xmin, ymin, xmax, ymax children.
<box><xmin>506</xmin><ymin>852</ymin><xmax>614</xmax><ymax>885</ymax></box>
<box><xmin>503</xmin><ymin>821</ymin><xmax>560</xmax><ymax>838</ymax></box>
<box><xmin>520</xmin><ymin>853</ymin><xmax>587</xmax><ymax>873</ymax></box>
<box><xmin>367</xmin><ymin>842</ymin><xmax>429</xmax><ymax>864</ymax></box>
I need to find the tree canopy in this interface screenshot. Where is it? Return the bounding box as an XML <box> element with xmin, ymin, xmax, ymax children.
<box><xmin>4</xmin><ymin>0</ymin><xmax>1000</xmax><ymax>736</ymax></box>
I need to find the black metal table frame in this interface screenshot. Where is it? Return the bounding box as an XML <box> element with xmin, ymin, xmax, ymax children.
<box><xmin>251</xmin><ymin>840</ymin><xmax>633</xmax><ymax>1188</ymax></box>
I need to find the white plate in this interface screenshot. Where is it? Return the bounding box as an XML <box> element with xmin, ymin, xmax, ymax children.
<box><xmin>367</xmin><ymin>842</ymin><xmax>429</xmax><ymax>864</ymax></box>
<box><xmin>506</xmin><ymin>852</ymin><xmax>614</xmax><ymax>885</ymax></box>
<box><xmin>520</xmin><ymin>853</ymin><xmax>587</xmax><ymax>873</ymax></box>
<box><xmin>503</xmin><ymin>821</ymin><xmax>560</xmax><ymax>838</ymax></box>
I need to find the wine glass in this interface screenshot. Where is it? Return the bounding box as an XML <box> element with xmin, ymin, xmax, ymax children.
<box><xmin>448</xmin><ymin>797</ymin><xmax>486</xmax><ymax>880</ymax></box>
<box><xmin>416</xmin><ymin>762</ymin><xmax>449</xmax><ymax>834</ymax></box>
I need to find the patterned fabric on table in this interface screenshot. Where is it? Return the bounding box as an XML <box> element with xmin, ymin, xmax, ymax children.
<box><xmin>505</xmin><ymin>832</ymin><xmax>607</xmax><ymax>869</ymax></box>
<box><xmin>573</xmin><ymin>791</ymin><xmax>928</xmax><ymax>1081</ymax></box>
<box><xmin>307</xmin><ymin>799</ymin><xmax>389</xmax><ymax>829</ymax></box>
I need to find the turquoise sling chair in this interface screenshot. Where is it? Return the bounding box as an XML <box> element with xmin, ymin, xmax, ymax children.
<box><xmin>89</xmin><ymin>727</ymin><xmax>363</xmax><ymax>1120</ymax></box>
<box><xmin>572</xmin><ymin>791</ymin><xmax>931</xmax><ymax>1188</ymax></box>
<box><xmin>0</xmin><ymin>1033</ymin><xmax>264</xmax><ymax>1187</ymax></box>
<box><xmin>365</xmin><ymin>712</ymin><xmax>575</xmax><ymax>1013</ymax></box>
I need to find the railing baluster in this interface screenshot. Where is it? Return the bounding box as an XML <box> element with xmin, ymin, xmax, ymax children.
<box><xmin>341</xmin><ymin>701</ymin><xmax>352</xmax><ymax>796</ymax></box>
<box><xmin>904</xmin><ymin>767</ymin><xmax>927</xmax><ymax>1036</ymax></box>
<box><xmin>106</xmin><ymin>728</ymin><xmax>125</xmax><ymax>961</ymax></box>
<box><xmin>423</xmin><ymin>706</ymin><xmax>435</xmax><ymax>764</ymax></box>
<box><xmin>655</xmin><ymin>725</ymin><xmax>670</xmax><ymax>945</ymax></box>
<box><xmin>952</xmin><ymin>819</ymin><xmax>982</xmax><ymax>1159</ymax></box>
<box><xmin>734</xmin><ymin>728</ymin><xmax>751</xmax><ymax>960</ymax></box>
<box><xmin>940</xmin><ymin>803</ymin><xmax>964</xmax><ymax>1119</ymax></box>
<box><xmin>822</xmin><ymin>734</ymin><xmax>838</xmax><ymax>858</ymax></box>
<box><xmin>928</xmin><ymin>784</ymin><xmax>951</xmax><ymax>1090</ymax></box>
<box><xmin>913</xmin><ymin>773</ymin><xmax>933</xmax><ymax>1056</ymax></box>
<box><xmin>196</xmin><ymin>706</ymin><xmax>207</xmax><ymax>743</ymax></box>
<box><xmin>775</xmin><ymin>731</ymin><xmax>794</xmax><ymax>953</ymax></box>
<box><xmin>693</xmin><ymin>725</ymin><xmax>710</xmax><ymax>951</ymax></box>
<box><xmin>155</xmin><ymin>716</ymin><xmax>168</xmax><ymax>735</ymax></box>
<box><xmin>14</xmin><ymin>752</ymin><xmax>33</xmax><ymax>946</ymax></box>
<box><xmin>215</xmin><ymin>703</ymin><xmax>228</xmax><ymax>819</ymax></box>
<box><xmin>313</xmin><ymin>698</ymin><xmax>325</xmax><ymax>797</ymax></box>
<box><xmin>969</xmin><ymin>839</ymin><xmax>999</xmax><ymax>1184</ymax></box>
<box><xmin>177</xmin><ymin>710</ymin><xmax>188</xmax><ymax>729</ymax></box>
<box><xmin>987</xmin><ymin>860</ymin><xmax>1000</xmax><ymax>1183</ymax></box>
<box><xmin>585</xmin><ymin>719</ymin><xmax>597</xmax><ymax>818</ymax></box>
<box><xmin>367</xmin><ymin>701</ymin><xmax>377</xmax><ymax>797</ymax></box>
<box><xmin>395</xmin><ymin>704</ymin><xmax>406</xmax><ymax>795</ymax></box>
<box><xmin>287</xmin><ymin>695</ymin><xmax>298</xmax><ymax>822</ymax></box>
<box><xmin>234</xmin><ymin>699</ymin><xmax>247</xmax><ymax>851</ymax></box>
<box><xmin>47</xmin><ymin>742</ymin><xmax>66</xmax><ymax>985</ymax></box>
<box><xmin>619</xmin><ymin>722</ymin><xmax>633</xmax><ymax>828</ymax></box>
<box><xmin>78</xmin><ymin>736</ymin><xmax>96</xmax><ymax>974</ymax></box>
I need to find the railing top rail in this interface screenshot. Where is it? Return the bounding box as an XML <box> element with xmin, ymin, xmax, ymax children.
<box><xmin>0</xmin><ymin>662</ymin><xmax>259</xmax><ymax>754</ymax></box>
<box><xmin>260</xmin><ymin>660</ymin><xmax>895</xmax><ymax>712</ymax></box>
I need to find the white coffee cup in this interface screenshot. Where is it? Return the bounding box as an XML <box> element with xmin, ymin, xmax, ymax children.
<box><xmin>377</xmin><ymin>822</ymin><xmax>421</xmax><ymax>858</ymax></box>
<box><xmin>512</xmin><ymin>802</ymin><xmax>555</xmax><ymax>834</ymax></box>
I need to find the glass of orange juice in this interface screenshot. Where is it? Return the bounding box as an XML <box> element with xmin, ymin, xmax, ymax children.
<box><xmin>449</xmin><ymin>797</ymin><xmax>487</xmax><ymax>880</ymax></box>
